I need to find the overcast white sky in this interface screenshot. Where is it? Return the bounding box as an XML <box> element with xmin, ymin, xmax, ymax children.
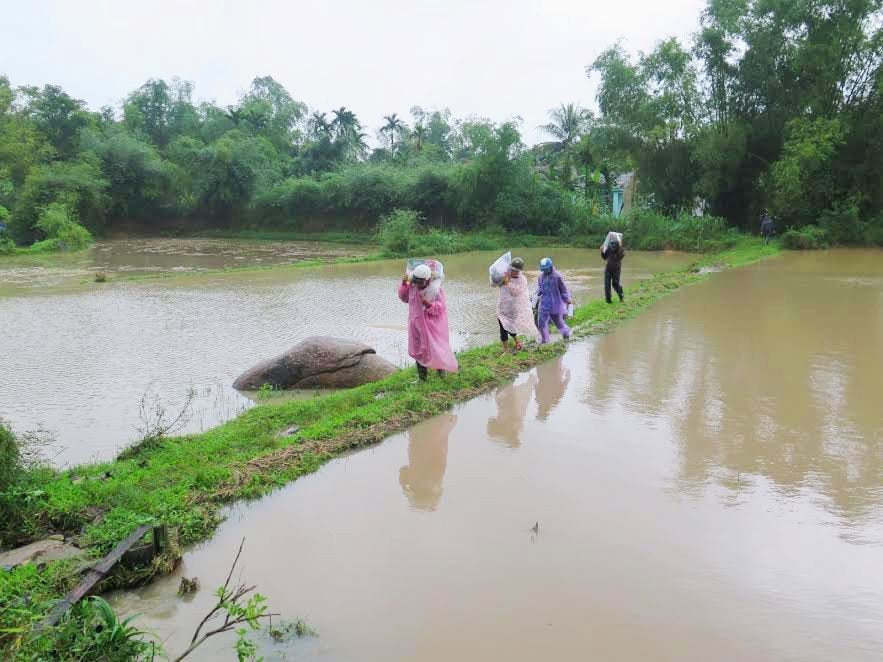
<box><xmin>1</xmin><ymin>0</ymin><xmax>706</xmax><ymax>145</ymax></box>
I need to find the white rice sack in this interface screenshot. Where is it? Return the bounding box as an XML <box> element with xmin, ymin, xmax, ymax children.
<box><xmin>602</xmin><ymin>231</ymin><xmax>624</xmax><ymax>252</ymax></box>
<box><xmin>488</xmin><ymin>251</ymin><xmax>512</xmax><ymax>286</ymax></box>
<box><xmin>406</xmin><ymin>258</ymin><xmax>426</xmax><ymax>278</ymax></box>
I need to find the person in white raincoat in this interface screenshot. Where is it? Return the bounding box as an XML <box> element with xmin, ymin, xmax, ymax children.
<box><xmin>497</xmin><ymin>257</ymin><xmax>540</xmax><ymax>352</ymax></box>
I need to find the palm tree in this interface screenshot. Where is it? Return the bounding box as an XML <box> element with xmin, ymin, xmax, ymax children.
<box><xmin>331</xmin><ymin>106</ymin><xmax>360</xmax><ymax>139</ymax></box>
<box><xmin>308</xmin><ymin>111</ymin><xmax>331</xmax><ymax>138</ymax></box>
<box><xmin>380</xmin><ymin>113</ymin><xmax>406</xmax><ymax>151</ymax></box>
<box><xmin>539</xmin><ymin>102</ymin><xmax>593</xmax><ymax>148</ymax></box>
<box><xmin>338</xmin><ymin>126</ymin><xmax>369</xmax><ymax>162</ymax></box>
<box><xmin>411</xmin><ymin>123</ymin><xmax>428</xmax><ymax>152</ymax></box>
<box><xmin>574</xmin><ymin>134</ymin><xmax>596</xmax><ymax>199</ymax></box>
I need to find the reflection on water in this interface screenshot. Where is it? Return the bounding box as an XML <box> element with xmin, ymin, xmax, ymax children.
<box><xmin>486</xmin><ymin>358</ymin><xmax>570</xmax><ymax>448</ymax></box>
<box><xmin>534</xmin><ymin>357</ymin><xmax>570</xmax><ymax>421</ymax></box>
<box><xmin>584</xmin><ymin>250</ymin><xmax>883</xmax><ymax>538</ymax></box>
<box><xmin>111</xmin><ymin>251</ymin><xmax>883</xmax><ymax>660</ymax></box>
<box><xmin>487</xmin><ymin>373</ymin><xmax>536</xmax><ymax>448</ymax></box>
<box><xmin>0</xmin><ymin>243</ymin><xmax>692</xmax><ymax>465</ymax></box>
<box><xmin>399</xmin><ymin>413</ymin><xmax>456</xmax><ymax>511</ymax></box>
<box><xmin>111</xmin><ymin>251</ymin><xmax>883</xmax><ymax>662</ymax></box>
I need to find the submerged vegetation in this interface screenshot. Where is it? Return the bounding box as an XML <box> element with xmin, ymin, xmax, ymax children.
<box><xmin>0</xmin><ymin>239</ymin><xmax>777</xmax><ymax>657</ymax></box>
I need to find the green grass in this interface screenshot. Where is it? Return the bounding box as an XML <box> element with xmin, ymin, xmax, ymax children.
<box><xmin>3</xmin><ymin>227</ymin><xmax>768</xmax><ymax>291</ymax></box>
<box><xmin>115</xmin><ymin>254</ymin><xmax>380</xmax><ymax>284</ymax></box>
<box><xmin>105</xmin><ymin>231</ymin><xmax>570</xmax><ymax>285</ymax></box>
<box><xmin>191</xmin><ymin>228</ymin><xmax>377</xmax><ymax>245</ymax></box>
<box><xmin>690</xmin><ymin>236</ymin><xmax>782</xmax><ymax>269</ymax></box>
<box><xmin>0</xmin><ymin>237</ymin><xmax>778</xmax><ymax>654</ymax></box>
<box><xmin>0</xmin><ymin>241</ymin><xmax>92</xmax><ymax>258</ymax></box>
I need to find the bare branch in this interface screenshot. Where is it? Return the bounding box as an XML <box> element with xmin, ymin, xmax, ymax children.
<box><xmin>172</xmin><ymin>538</ymin><xmax>277</xmax><ymax>662</ymax></box>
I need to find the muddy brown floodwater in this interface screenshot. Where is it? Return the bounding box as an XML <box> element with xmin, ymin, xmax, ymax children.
<box><xmin>0</xmin><ymin>240</ymin><xmax>691</xmax><ymax>464</ymax></box>
<box><xmin>111</xmin><ymin>250</ymin><xmax>883</xmax><ymax>661</ymax></box>
<box><xmin>0</xmin><ymin>238</ymin><xmax>369</xmax><ymax>294</ymax></box>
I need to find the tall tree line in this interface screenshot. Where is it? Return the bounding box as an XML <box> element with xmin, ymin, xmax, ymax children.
<box><xmin>587</xmin><ymin>0</ymin><xmax>883</xmax><ymax>241</ymax></box>
<box><xmin>1</xmin><ymin>74</ymin><xmax>573</xmax><ymax>243</ymax></box>
<box><xmin>2</xmin><ymin>0</ymin><xmax>881</xmax><ymax>247</ymax></box>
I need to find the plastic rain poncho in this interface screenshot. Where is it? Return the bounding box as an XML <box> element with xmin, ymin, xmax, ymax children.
<box><xmin>602</xmin><ymin>231</ymin><xmax>624</xmax><ymax>252</ymax></box>
<box><xmin>488</xmin><ymin>252</ymin><xmax>512</xmax><ymax>286</ymax></box>
<box><xmin>536</xmin><ymin>269</ymin><xmax>571</xmax><ymax>315</ymax></box>
<box><xmin>398</xmin><ymin>259</ymin><xmax>459</xmax><ymax>372</ymax></box>
<box><xmin>497</xmin><ymin>272</ymin><xmax>540</xmax><ymax>341</ymax></box>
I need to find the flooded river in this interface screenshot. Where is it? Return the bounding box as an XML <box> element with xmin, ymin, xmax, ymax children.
<box><xmin>112</xmin><ymin>250</ymin><xmax>883</xmax><ymax>661</ymax></box>
<box><xmin>0</xmin><ymin>239</ymin><xmax>692</xmax><ymax>465</ymax></box>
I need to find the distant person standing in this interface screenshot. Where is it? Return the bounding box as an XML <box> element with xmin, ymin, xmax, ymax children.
<box><xmin>760</xmin><ymin>209</ymin><xmax>775</xmax><ymax>245</ymax></box>
<box><xmin>536</xmin><ymin>257</ymin><xmax>572</xmax><ymax>344</ymax></box>
<box><xmin>601</xmin><ymin>232</ymin><xmax>625</xmax><ymax>304</ymax></box>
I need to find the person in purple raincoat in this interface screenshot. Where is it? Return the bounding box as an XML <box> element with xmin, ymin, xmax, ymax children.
<box><xmin>535</xmin><ymin>257</ymin><xmax>572</xmax><ymax>344</ymax></box>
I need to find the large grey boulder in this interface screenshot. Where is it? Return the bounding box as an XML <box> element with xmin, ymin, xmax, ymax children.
<box><xmin>0</xmin><ymin>537</ymin><xmax>88</xmax><ymax>571</ymax></box>
<box><xmin>233</xmin><ymin>336</ymin><xmax>397</xmax><ymax>391</ymax></box>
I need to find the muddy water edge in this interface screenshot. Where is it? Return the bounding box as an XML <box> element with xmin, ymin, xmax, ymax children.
<box><xmin>111</xmin><ymin>250</ymin><xmax>883</xmax><ymax>661</ymax></box>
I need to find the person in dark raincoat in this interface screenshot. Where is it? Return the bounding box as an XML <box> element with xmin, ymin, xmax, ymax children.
<box><xmin>601</xmin><ymin>232</ymin><xmax>625</xmax><ymax>304</ymax></box>
<box><xmin>760</xmin><ymin>210</ymin><xmax>775</xmax><ymax>245</ymax></box>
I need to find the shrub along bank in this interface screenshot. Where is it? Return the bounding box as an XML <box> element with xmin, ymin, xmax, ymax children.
<box><xmin>373</xmin><ymin>206</ymin><xmax>743</xmax><ymax>259</ymax></box>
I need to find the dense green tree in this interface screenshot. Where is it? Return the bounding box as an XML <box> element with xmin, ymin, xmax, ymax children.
<box><xmin>590</xmin><ymin>0</ymin><xmax>883</xmax><ymax>230</ymax></box>
<box><xmin>19</xmin><ymin>84</ymin><xmax>89</xmax><ymax>160</ymax></box>
<box><xmin>0</xmin><ymin>80</ymin><xmax>49</xmax><ymax>195</ymax></box>
<box><xmin>197</xmin><ymin>102</ymin><xmax>236</xmax><ymax>144</ymax></box>
<box><xmin>2</xmin><ymin>16</ymin><xmax>881</xmax><ymax>252</ymax></box>
<box><xmin>92</xmin><ymin>129</ymin><xmax>174</xmax><ymax>219</ymax></box>
<box><xmin>540</xmin><ymin>102</ymin><xmax>593</xmax><ymax>148</ymax></box>
<box><xmin>537</xmin><ymin>103</ymin><xmax>594</xmax><ymax>190</ymax></box>
<box><xmin>590</xmin><ymin>38</ymin><xmax>700</xmax><ymax>212</ymax></box>
<box><xmin>307</xmin><ymin>111</ymin><xmax>332</xmax><ymax>139</ymax></box>
<box><xmin>331</xmin><ymin>107</ymin><xmax>359</xmax><ymax>138</ymax></box>
<box><xmin>123</xmin><ymin>78</ymin><xmax>197</xmax><ymax>148</ymax></box>
<box><xmin>380</xmin><ymin>113</ymin><xmax>407</xmax><ymax>151</ymax></box>
<box><xmin>196</xmin><ymin>130</ymin><xmax>281</xmax><ymax>221</ymax></box>
<box><xmin>10</xmin><ymin>158</ymin><xmax>107</xmax><ymax>242</ymax></box>
<box><xmin>410</xmin><ymin>123</ymin><xmax>427</xmax><ymax>153</ymax></box>
<box><xmin>296</xmin><ymin>133</ymin><xmax>345</xmax><ymax>174</ymax></box>
<box><xmin>234</xmin><ymin>76</ymin><xmax>306</xmax><ymax>150</ymax></box>
<box><xmin>409</xmin><ymin>106</ymin><xmax>454</xmax><ymax>157</ymax></box>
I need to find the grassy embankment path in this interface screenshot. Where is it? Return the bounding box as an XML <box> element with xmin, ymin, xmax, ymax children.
<box><xmin>0</xmin><ymin>238</ymin><xmax>779</xmax><ymax>648</ymax></box>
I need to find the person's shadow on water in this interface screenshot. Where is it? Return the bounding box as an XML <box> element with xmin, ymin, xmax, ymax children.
<box><xmin>534</xmin><ymin>357</ymin><xmax>570</xmax><ymax>422</ymax></box>
<box><xmin>399</xmin><ymin>413</ymin><xmax>457</xmax><ymax>511</ymax></box>
<box><xmin>486</xmin><ymin>374</ymin><xmax>538</xmax><ymax>450</ymax></box>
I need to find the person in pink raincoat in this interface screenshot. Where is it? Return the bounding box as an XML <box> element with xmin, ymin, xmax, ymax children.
<box><xmin>398</xmin><ymin>260</ymin><xmax>459</xmax><ymax>380</ymax></box>
<box><xmin>496</xmin><ymin>257</ymin><xmax>540</xmax><ymax>353</ymax></box>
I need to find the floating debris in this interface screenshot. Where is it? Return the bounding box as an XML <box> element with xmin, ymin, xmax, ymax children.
<box><xmin>178</xmin><ymin>576</ymin><xmax>200</xmax><ymax>595</ymax></box>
